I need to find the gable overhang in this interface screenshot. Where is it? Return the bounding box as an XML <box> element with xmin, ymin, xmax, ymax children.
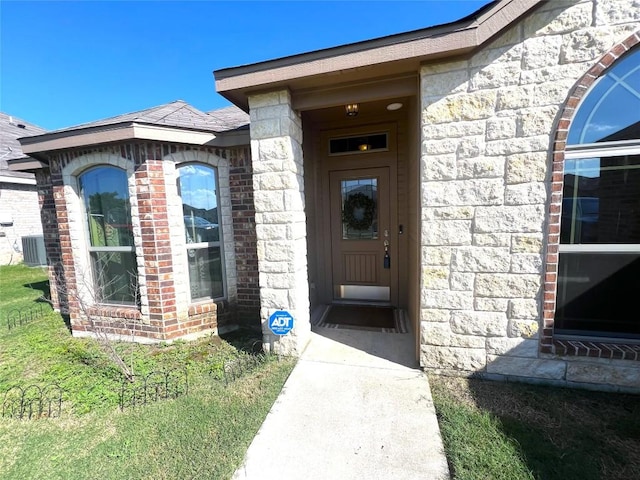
<box><xmin>215</xmin><ymin>0</ymin><xmax>544</xmax><ymax>111</ymax></box>
<box><xmin>18</xmin><ymin>122</ymin><xmax>250</xmax><ymax>162</ymax></box>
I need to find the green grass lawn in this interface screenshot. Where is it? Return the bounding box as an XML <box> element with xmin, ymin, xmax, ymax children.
<box><xmin>430</xmin><ymin>375</ymin><xmax>640</xmax><ymax>480</ymax></box>
<box><xmin>0</xmin><ymin>264</ymin><xmax>294</xmax><ymax>479</ymax></box>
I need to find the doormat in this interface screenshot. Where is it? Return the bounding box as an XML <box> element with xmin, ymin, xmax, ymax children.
<box><xmin>312</xmin><ymin>305</ymin><xmax>409</xmax><ymax>333</ymax></box>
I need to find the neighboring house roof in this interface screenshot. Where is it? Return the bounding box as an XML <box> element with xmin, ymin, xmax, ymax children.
<box><xmin>0</xmin><ymin>112</ymin><xmax>46</xmax><ymax>182</ymax></box>
<box><xmin>38</xmin><ymin>100</ymin><xmax>248</xmax><ymax>135</ymax></box>
<box><xmin>206</xmin><ymin>105</ymin><xmax>250</xmax><ymax>132</ymax></box>
<box><xmin>214</xmin><ymin>0</ymin><xmax>544</xmax><ymax>110</ymax></box>
<box><xmin>16</xmin><ymin>101</ymin><xmax>250</xmax><ymax>160</ymax></box>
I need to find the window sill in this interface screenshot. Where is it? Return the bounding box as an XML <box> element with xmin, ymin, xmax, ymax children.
<box><xmin>543</xmin><ymin>339</ymin><xmax>640</xmax><ymax>361</ymax></box>
<box><xmin>87</xmin><ymin>305</ymin><xmax>141</xmax><ymax>320</ymax></box>
<box><xmin>188</xmin><ymin>301</ymin><xmax>217</xmax><ymax>316</ymax></box>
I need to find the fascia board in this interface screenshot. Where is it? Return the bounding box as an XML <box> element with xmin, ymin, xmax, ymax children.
<box><xmin>6</xmin><ymin>157</ymin><xmax>48</xmax><ymax>171</ymax></box>
<box><xmin>0</xmin><ymin>175</ymin><xmax>36</xmax><ymax>185</ymax></box>
<box><xmin>131</xmin><ymin>124</ymin><xmax>216</xmax><ymax>144</ymax></box>
<box><xmin>20</xmin><ymin>125</ymin><xmax>137</xmax><ymax>154</ymax></box>
<box><xmin>215</xmin><ymin>28</ymin><xmax>478</xmax><ymax>93</ymax></box>
<box><xmin>215</xmin><ymin>0</ymin><xmax>542</xmax><ymax>95</ymax></box>
<box><xmin>19</xmin><ymin>124</ymin><xmax>225</xmax><ymax>155</ymax></box>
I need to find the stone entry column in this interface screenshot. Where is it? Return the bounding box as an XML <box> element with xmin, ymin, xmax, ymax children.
<box><xmin>248</xmin><ymin>90</ymin><xmax>310</xmax><ymax>355</ymax></box>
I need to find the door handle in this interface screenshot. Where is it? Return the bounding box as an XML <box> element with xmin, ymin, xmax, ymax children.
<box><xmin>383</xmin><ymin>240</ymin><xmax>390</xmax><ymax>269</ymax></box>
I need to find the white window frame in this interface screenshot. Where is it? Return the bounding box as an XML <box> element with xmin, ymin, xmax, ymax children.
<box><xmin>178</xmin><ymin>163</ymin><xmax>226</xmax><ymax>302</ymax></box>
<box><xmin>78</xmin><ymin>165</ymin><xmax>137</xmax><ymax>306</ymax></box>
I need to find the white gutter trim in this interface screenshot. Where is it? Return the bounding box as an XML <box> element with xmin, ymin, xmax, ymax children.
<box><xmin>131</xmin><ymin>124</ymin><xmax>216</xmax><ymax>144</ymax></box>
<box><xmin>0</xmin><ymin>175</ymin><xmax>36</xmax><ymax>185</ymax></box>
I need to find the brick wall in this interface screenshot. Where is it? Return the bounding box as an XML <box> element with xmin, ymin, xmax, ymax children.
<box><xmin>39</xmin><ymin>141</ymin><xmax>257</xmax><ymax>342</ymax></box>
<box><xmin>229</xmin><ymin>146</ymin><xmax>261</xmax><ymax>325</ymax></box>
<box><xmin>36</xmin><ymin>169</ymin><xmax>65</xmax><ymax>312</ymax></box>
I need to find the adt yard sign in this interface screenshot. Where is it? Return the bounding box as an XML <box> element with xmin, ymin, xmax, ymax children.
<box><xmin>269</xmin><ymin>310</ymin><xmax>294</xmax><ymax>336</ymax></box>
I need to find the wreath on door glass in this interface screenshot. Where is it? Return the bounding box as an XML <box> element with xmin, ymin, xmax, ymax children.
<box><xmin>342</xmin><ymin>192</ymin><xmax>376</xmax><ymax>230</ymax></box>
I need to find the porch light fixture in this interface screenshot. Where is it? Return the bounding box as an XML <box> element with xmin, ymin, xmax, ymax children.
<box><xmin>386</xmin><ymin>102</ymin><xmax>403</xmax><ymax>111</ymax></box>
<box><xmin>345</xmin><ymin>104</ymin><xmax>359</xmax><ymax>117</ymax></box>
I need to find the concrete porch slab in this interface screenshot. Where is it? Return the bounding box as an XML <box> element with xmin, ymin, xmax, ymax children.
<box><xmin>232</xmin><ymin>328</ymin><xmax>450</xmax><ymax>480</ymax></box>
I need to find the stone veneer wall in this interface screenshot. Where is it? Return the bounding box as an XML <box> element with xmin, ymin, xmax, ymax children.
<box><xmin>40</xmin><ymin>142</ymin><xmax>252</xmax><ymax>342</ymax></box>
<box><xmin>248</xmin><ymin>89</ymin><xmax>311</xmax><ymax>355</ymax></box>
<box><xmin>419</xmin><ymin>0</ymin><xmax>640</xmax><ymax>390</ymax></box>
<box><xmin>0</xmin><ymin>182</ymin><xmax>42</xmax><ymax>265</ymax></box>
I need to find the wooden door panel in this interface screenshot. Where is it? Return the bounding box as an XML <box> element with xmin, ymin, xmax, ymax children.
<box><xmin>330</xmin><ymin>167</ymin><xmax>392</xmax><ymax>302</ymax></box>
<box><xmin>343</xmin><ymin>252</ymin><xmax>378</xmax><ymax>283</ymax></box>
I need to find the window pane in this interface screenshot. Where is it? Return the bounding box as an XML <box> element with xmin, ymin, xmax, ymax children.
<box><xmin>555</xmin><ymin>253</ymin><xmax>640</xmax><ymax>338</ymax></box>
<box><xmin>80</xmin><ymin>167</ymin><xmax>133</xmax><ymax>247</ymax></box>
<box><xmin>568</xmin><ymin>49</ymin><xmax>640</xmax><ymax>145</ymax></box>
<box><xmin>184</xmin><ymin>215</ymin><xmax>219</xmax><ymax>243</ymax></box>
<box><xmin>178</xmin><ymin>164</ymin><xmax>218</xmax><ymax>243</ymax></box>
<box><xmin>561</xmin><ymin>155</ymin><xmax>640</xmax><ymax>244</ymax></box>
<box><xmin>91</xmin><ymin>251</ymin><xmax>137</xmax><ymax>304</ymax></box>
<box><xmin>330</xmin><ymin>133</ymin><xmax>388</xmax><ymax>154</ymax></box>
<box><xmin>178</xmin><ymin>164</ymin><xmax>224</xmax><ymax>301</ymax></box>
<box><xmin>341</xmin><ymin>178</ymin><xmax>378</xmax><ymax>240</ymax></box>
<box><xmin>187</xmin><ymin>247</ymin><xmax>223</xmax><ymax>300</ymax></box>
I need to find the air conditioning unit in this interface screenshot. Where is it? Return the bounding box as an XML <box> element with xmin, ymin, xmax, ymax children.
<box><xmin>22</xmin><ymin>235</ymin><xmax>46</xmax><ymax>266</ymax></box>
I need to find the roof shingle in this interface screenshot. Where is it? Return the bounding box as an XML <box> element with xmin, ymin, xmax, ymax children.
<box><xmin>28</xmin><ymin>100</ymin><xmax>249</xmax><ymax>138</ymax></box>
<box><xmin>0</xmin><ymin>112</ymin><xmax>46</xmax><ymax>179</ymax></box>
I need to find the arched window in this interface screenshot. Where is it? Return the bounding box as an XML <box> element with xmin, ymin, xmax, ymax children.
<box><xmin>556</xmin><ymin>47</ymin><xmax>640</xmax><ymax>339</ymax></box>
<box><xmin>177</xmin><ymin>163</ymin><xmax>224</xmax><ymax>301</ymax></box>
<box><xmin>79</xmin><ymin>166</ymin><xmax>137</xmax><ymax>304</ymax></box>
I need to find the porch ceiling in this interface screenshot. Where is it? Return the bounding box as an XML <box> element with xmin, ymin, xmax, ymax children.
<box><xmin>302</xmin><ymin>96</ymin><xmax>413</xmax><ymax>125</ymax></box>
<box><xmin>214</xmin><ymin>0</ymin><xmax>544</xmax><ymax>112</ymax></box>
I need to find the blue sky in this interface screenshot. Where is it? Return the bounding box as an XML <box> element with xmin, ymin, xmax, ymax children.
<box><xmin>1</xmin><ymin>1</ymin><xmax>490</xmax><ymax>131</ymax></box>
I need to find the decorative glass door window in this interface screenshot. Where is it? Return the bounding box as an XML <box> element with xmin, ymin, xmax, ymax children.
<box><xmin>177</xmin><ymin>164</ymin><xmax>224</xmax><ymax>301</ymax></box>
<box><xmin>341</xmin><ymin>178</ymin><xmax>378</xmax><ymax>240</ymax></box>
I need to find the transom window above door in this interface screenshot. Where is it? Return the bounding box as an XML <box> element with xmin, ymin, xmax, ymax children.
<box><xmin>329</xmin><ymin>133</ymin><xmax>388</xmax><ymax>155</ymax></box>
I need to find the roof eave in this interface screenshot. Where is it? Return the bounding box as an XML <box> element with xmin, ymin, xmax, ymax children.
<box><xmin>214</xmin><ymin>0</ymin><xmax>544</xmax><ymax>110</ymax></box>
<box><xmin>0</xmin><ymin>174</ymin><xmax>36</xmax><ymax>184</ymax></box>
<box><xmin>6</xmin><ymin>156</ymin><xmax>48</xmax><ymax>173</ymax></box>
<box><xmin>18</xmin><ymin>122</ymin><xmax>250</xmax><ymax>156</ymax></box>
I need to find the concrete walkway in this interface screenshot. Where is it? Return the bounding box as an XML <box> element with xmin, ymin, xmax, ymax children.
<box><xmin>232</xmin><ymin>326</ymin><xmax>450</xmax><ymax>480</ymax></box>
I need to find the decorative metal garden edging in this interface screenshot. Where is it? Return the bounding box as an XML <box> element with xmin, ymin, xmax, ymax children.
<box><xmin>2</xmin><ymin>383</ymin><xmax>63</xmax><ymax>420</ymax></box>
<box><xmin>221</xmin><ymin>345</ymin><xmax>280</xmax><ymax>386</ymax></box>
<box><xmin>1</xmin><ymin>343</ymin><xmax>282</xmax><ymax>417</ymax></box>
<box><xmin>6</xmin><ymin>303</ymin><xmax>47</xmax><ymax>330</ymax></box>
<box><xmin>119</xmin><ymin>368</ymin><xmax>189</xmax><ymax>410</ymax></box>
